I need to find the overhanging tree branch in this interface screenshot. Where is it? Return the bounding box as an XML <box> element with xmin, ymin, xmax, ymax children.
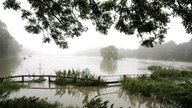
<box><xmin>2</xmin><ymin>0</ymin><xmax>192</xmax><ymax>48</ymax></box>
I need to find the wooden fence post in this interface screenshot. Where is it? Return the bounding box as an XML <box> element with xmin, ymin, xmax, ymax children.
<box><xmin>85</xmin><ymin>75</ymin><xmax>88</xmax><ymax>85</ymax></box>
<box><xmin>22</xmin><ymin>76</ymin><xmax>24</xmax><ymax>82</ymax></box>
<box><xmin>48</xmin><ymin>76</ymin><xmax>51</xmax><ymax>82</ymax></box>
<box><xmin>98</xmin><ymin>76</ymin><xmax>101</xmax><ymax>82</ymax></box>
<box><xmin>123</xmin><ymin>75</ymin><xmax>126</xmax><ymax>81</ymax></box>
<box><xmin>0</xmin><ymin>78</ymin><xmax>3</xmax><ymax>83</ymax></box>
<box><xmin>74</xmin><ymin>75</ymin><xmax>77</xmax><ymax>82</ymax></box>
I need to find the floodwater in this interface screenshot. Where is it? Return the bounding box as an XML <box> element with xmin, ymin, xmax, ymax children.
<box><xmin>1</xmin><ymin>55</ymin><xmax>192</xmax><ymax>107</ymax></box>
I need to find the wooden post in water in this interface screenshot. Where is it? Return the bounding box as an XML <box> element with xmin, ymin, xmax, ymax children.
<box><xmin>48</xmin><ymin>76</ymin><xmax>51</xmax><ymax>83</ymax></box>
<box><xmin>85</xmin><ymin>75</ymin><xmax>88</xmax><ymax>85</ymax></box>
<box><xmin>74</xmin><ymin>75</ymin><xmax>77</xmax><ymax>82</ymax></box>
<box><xmin>123</xmin><ymin>75</ymin><xmax>126</xmax><ymax>81</ymax></box>
<box><xmin>48</xmin><ymin>76</ymin><xmax>51</xmax><ymax>88</ymax></box>
<box><xmin>0</xmin><ymin>78</ymin><xmax>3</xmax><ymax>83</ymax></box>
<box><xmin>98</xmin><ymin>76</ymin><xmax>101</xmax><ymax>82</ymax></box>
<box><xmin>22</xmin><ymin>76</ymin><xmax>24</xmax><ymax>82</ymax></box>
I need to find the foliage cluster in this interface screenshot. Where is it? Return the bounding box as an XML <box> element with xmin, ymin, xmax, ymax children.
<box><xmin>148</xmin><ymin>66</ymin><xmax>192</xmax><ymax>81</ymax></box>
<box><xmin>0</xmin><ymin>81</ymin><xmax>26</xmax><ymax>105</ymax></box>
<box><xmin>100</xmin><ymin>45</ymin><xmax>119</xmax><ymax>60</ymax></box>
<box><xmin>120</xmin><ymin>66</ymin><xmax>192</xmax><ymax>108</ymax></box>
<box><xmin>0</xmin><ymin>20</ymin><xmax>20</xmax><ymax>58</ymax></box>
<box><xmin>3</xmin><ymin>0</ymin><xmax>192</xmax><ymax>48</ymax></box>
<box><xmin>55</xmin><ymin>69</ymin><xmax>106</xmax><ymax>86</ymax></box>
<box><xmin>0</xmin><ymin>81</ymin><xmax>25</xmax><ymax>95</ymax></box>
<box><xmin>0</xmin><ymin>96</ymin><xmax>59</xmax><ymax>108</ymax></box>
<box><xmin>83</xmin><ymin>96</ymin><xmax>114</xmax><ymax>108</ymax></box>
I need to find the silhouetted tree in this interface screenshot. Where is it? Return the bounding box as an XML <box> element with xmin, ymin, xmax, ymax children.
<box><xmin>0</xmin><ymin>20</ymin><xmax>20</xmax><ymax>57</ymax></box>
<box><xmin>2</xmin><ymin>0</ymin><xmax>192</xmax><ymax>48</ymax></box>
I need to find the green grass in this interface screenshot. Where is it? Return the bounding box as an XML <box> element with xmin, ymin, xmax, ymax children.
<box><xmin>148</xmin><ymin>65</ymin><xmax>192</xmax><ymax>81</ymax></box>
<box><xmin>0</xmin><ymin>81</ymin><xmax>26</xmax><ymax>94</ymax></box>
<box><xmin>120</xmin><ymin>65</ymin><xmax>192</xmax><ymax>108</ymax></box>
<box><xmin>55</xmin><ymin>69</ymin><xmax>106</xmax><ymax>86</ymax></box>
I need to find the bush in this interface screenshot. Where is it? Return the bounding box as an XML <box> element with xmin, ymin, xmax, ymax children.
<box><xmin>120</xmin><ymin>66</ymin><xmax>192</xmax><ymax>107</ymax></box>
<box><xmin>55</xmin><ymin>69</ymin><xmax>106</xmax><ymax>86</ymax></box>
<box><xmin>0</xmin><ymin>81</ymin><xmax>25</xmax><ymax>94</ymax></box>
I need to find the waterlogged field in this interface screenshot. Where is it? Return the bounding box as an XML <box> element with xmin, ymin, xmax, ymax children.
<box><xmin>1</xmin><ymin>55</ymin><xmax>192</xmax><ymax>107</ymax></box>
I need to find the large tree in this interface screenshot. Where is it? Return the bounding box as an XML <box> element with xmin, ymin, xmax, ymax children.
<box><xmin>2</xmin><ymin>0</ymin><xmax>192</xmax><ymax>48</ymax></box>
<box><xmin>100</xmin><ymin>45</ymin><xmax>118</xmax><ymax>60</ymax></box>
<box><xmin>0</xmin><ymin>20</ymin><xmax>20</xmax><ymax>57</ymax></box>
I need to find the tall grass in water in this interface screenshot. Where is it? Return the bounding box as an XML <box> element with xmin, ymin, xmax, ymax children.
<box><xmin>0</xmin><ymin>81</ymin><xmax>25</xmax><ymax>94</ymax></box>
<box><xmin>55</xmin><ymin>69</ymin><xmax>106</xmax><ymax>86</ymax></box>
<box><xmin>120</xmin><ymin>65</ymin><xmax>192</xmax><ymax>108</ymax></box>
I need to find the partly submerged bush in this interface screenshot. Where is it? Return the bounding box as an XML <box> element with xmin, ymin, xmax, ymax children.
<box><xmin>148</xmin><ymin>65</ymin><xmax>192</xmax><ymax>80</ymax></box>
<box><xmin>0</xmin><ymin>81</ymin><xmax>25</xmax><ymax>94</ymax></box>
<box><xmin>120</xmin><ymin>66</ymin><xmax>192</xmax><ymax>108</ymax></box>
<box><xmin>55</xmin><ymin>69</ymin><xmax>106</xmax><ymax>86</ymax></box>
<box><xmin>31</xmin><ymin>76</ymin><xmax>46</xmax><ymax>83</ymax></box>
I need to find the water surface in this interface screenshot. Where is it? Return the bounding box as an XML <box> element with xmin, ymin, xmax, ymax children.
<box><xmin>1</xmin><ymin>55</ymin><xmax>192</xmax><ymax>107</ymax></box>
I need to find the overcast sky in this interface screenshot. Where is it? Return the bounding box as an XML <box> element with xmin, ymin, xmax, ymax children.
<box><xmin>0</xmin><ymin>1</ymin><xmax>191</xmax><ymax>55</ymax></box>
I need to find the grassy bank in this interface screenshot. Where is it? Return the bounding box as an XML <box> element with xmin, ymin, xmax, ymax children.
<box><xmin>0</xmin><ymin>81</ymin><xmax>25</xmax><ymax>94</ymax></box>
<box><xmin>120</xmin><ymin>66</ymin><xmax>192</xmax><ymax>108</ymax></box>
<box><xmin>55</xmin><ymin>69</ymin><xmax>106</xmax><ymax>86</ymax></box>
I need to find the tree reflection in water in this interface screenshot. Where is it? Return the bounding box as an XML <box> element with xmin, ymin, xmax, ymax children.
<box><xmin>54</xmin><ymin>85</ymin><xmax>106</xmax><ymax>98</ymax></box>
<box><xmin>100</xmin><ymin>60</ymin><xmax>117</xmax><ymax>74</ymax></box>
<box><xmin>118</xmin><ymin>88</ymin><xmax>175</xmax><ymax>108</ymax></box>
<box><xmin>54</xmin><ymin>84</ymin><xmax>175</xmax><ymax>107</ymax></box>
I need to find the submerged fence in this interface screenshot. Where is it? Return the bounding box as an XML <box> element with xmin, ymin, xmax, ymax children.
<box><xmin>0</xmin><ymin>73</ymin><xmax>150</xmax><ymax>84</ymax></box>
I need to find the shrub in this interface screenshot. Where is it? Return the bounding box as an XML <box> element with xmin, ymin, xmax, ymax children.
<box><xmin>55</xmin><ymin>69</ymin><xmax>106</xmax><ymax>86</ymax></box>
<box><xmin>120</xmin><ymin>66</ymin><xmax>192</xmax><ymax>107</ymax></box>
<box><xmin>0</xmin><ymin>81</ymin><xmax>25</xmax><ymax>94</ymax></box>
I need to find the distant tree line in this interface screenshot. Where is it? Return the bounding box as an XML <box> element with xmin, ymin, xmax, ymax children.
<box><xmin>0</xmin><ymin>20</ymin><xmax>21</xmax><ymax>58</ymax></box>
<box><xmin>119</xmin><ymin>39</ymin><xmax>192</xmax><ymax>61</ymax></box>
<box><xmin>77</xmin><ymin>39</ymin><xmax>192</xmax><ymax>62</ymax></box>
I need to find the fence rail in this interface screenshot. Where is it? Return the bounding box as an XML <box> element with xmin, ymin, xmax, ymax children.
<box><xmin>100</xmin><ymin>73</ymin><xmax>150</xmax><ymax>77</ymax></box>
<box><xmin>0</xmin><ymin>73</ymin><xmax>150</xmax><ymax>84</ymax></box>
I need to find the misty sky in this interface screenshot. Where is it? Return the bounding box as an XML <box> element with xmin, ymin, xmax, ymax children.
<box><xmin>0</xmin><ymin>1</ymin><xmax>191</xmax><ymax>54</ymax></box>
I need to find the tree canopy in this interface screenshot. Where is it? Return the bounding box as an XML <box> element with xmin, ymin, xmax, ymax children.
<box><xmin>0</xmin><ymin>20</ymin><xmax>20</xmax><ymax>57</ymax></box>
<box><xmin>100</xmin><ymin>45</ymin><xmax>118</xmax><ymax>60</ymax></box>
<box><xmin>2</xmin><ymin>0</ymin><xmax>192</xmax><ymax>48</ymax></box>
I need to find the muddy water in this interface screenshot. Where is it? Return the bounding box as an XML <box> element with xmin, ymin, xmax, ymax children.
<box><xmin>2</xmin><ymin>55</ymin><xmax>192</xmax><ymax>107</ymax></box>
